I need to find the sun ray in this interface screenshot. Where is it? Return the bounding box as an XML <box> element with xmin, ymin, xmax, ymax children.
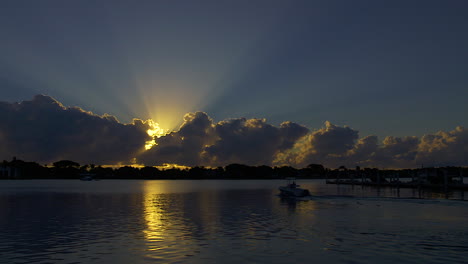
<box><xmin>145</xmin><ymin>120</ymin><xmax>168</xmax><ymax>150</ymax></box>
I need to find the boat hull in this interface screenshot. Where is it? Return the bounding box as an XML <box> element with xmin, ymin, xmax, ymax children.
<box><xmin>278</xmin><ymin>186</ymin><xmax>310</xmax><ymax>197</ymax></box>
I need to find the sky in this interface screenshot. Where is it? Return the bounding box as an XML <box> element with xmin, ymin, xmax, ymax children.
<box><xmin>1</xmin><ymin>0</ymin><xmax>467</xmax><ymax>168</ymax></box>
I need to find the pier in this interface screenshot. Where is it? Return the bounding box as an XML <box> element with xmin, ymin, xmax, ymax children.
<box><xmin>326</xmin><ymin>166</ymin><xmax>468</xmax><ymax>191</ymax></box>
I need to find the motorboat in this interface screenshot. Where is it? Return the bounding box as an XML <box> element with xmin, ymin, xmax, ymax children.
<box><xmin>279</xmin><ymin>178</ymin><xmax>310</xmax><ymax>197</ymax></box>
<box><xmin>80</xmin><ymin>173</ymin><xmax>97</xmax><ymax>181</ymax></box>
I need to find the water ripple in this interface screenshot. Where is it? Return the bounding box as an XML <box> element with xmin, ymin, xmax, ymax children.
<box><xmin>1</xmin><ymin>180</ymin><xmax>467</xmax><ymax>264</ymax></box>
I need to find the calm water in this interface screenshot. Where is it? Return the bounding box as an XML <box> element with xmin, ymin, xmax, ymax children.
<box><xmin>1</xmin><ymin>180</ymin><xmax>467</xmax><ymax>264</ymax></box>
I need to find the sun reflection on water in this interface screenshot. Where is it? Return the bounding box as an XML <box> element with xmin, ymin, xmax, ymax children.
<box><xmin>141</xmin><ymin>181</ymin><xmax>207</xmax><ymax>262</ymax></box>
<box><xmin>142</xmin><ymin>182</ymin><xmax>170</xmax><ymax>249</ymax></box>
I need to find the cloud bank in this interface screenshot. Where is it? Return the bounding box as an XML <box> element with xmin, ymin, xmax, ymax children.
<box><xmin>0</xmin><ymin>95</ymin><xmax>152</xmax><ymax>164</ymax></box>
<box><xmin>275</xmin><ymin>122</ymin><xmax>468</xmax><ymax>169</ymax></box>
<box><xmin>139</xmin><ymin>113</ymin><xmax>309</xmax><ymax>166</ymax></box>
<box><xmin>1</xmin><ymin>95</ymin><xmax>467</xmax><ymax>168</ymax></box>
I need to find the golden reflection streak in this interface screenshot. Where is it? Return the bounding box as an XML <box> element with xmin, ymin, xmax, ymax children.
<box><xmin>142</xmin><ymin>181</ymin><xmax>168</xmax><ymax>247</ymax></box>
<box><xmin>141</xmin><ymin>181</ymin><xmax>204</xmax><ymax>259</ymax></box>
<box><xmin>141</xmin><ymin>181</ymin><xmax>219</xmax><ymax>252</ymax></box>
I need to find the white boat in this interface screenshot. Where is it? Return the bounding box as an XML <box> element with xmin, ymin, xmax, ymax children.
<box><xmin>279</xmin><ymin>178</ymin><xmax>311</xmax><ymax>197</ymax></box>
<box><xmin>80</xmin><ymin>173</ymin><xmax>97</xmax><ymax>181</ymax></box>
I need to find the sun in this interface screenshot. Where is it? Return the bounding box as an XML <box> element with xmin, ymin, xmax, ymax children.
<box><xmin>145</xmin><ymin>120</ymin><xmax>168</xmax><ymax>150</ymax></box>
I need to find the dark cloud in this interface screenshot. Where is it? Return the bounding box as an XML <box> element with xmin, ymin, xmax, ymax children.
<box><xmin>1</xmin><ymin>96</ymin><xmax>467</xmax><ymax>168</ymax></box>
<box><xmin>275</xmin><ymin>121</ymin><xmax>359</xmax><ymax>167</ymax></box>
<box><xmin>416</xmin><ymin>127</ymin><xmax>468</xmax><ymax>166</ymax></box>
<box><xmin>203</xmin><ymin>118</ymin><xmax>309</xmax><ymax>166</ymax></box>
<box><xmin>138</xmin><ymin>112</ymin><xmax>215</xmax><ymax>166</ymax></box>
<box><xmin>138</xmin><ymin>114</ymin><xmax>309</xmax><ymax>166</ymax></box>
<box><xmin>276</xmin><ymin>122</ymin><xmax>468</xmax><ymax>169</ymax></box>
<box><xmin>310</xmin><ymin>121</ymin><xmax>359</xmax><ymax>155</ymax></box>
<box><xmin>375</xmin><ymin>136</ymin><xmax>420</xmax><ymax>168</ymax></box>
<box><xmin>0</xmin><ymin>95</ymin><xmax>151</xmax><ymax>164</ymax></box>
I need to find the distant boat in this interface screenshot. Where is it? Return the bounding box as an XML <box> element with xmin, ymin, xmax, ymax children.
<box><xmin>79</xmin><ymin>173</ymin><xmax>97</xmax><ymax>181</ymax></box>
<box><xmin>279</xmin><ymin>178</ymin><xmax>311</xmax><ymax>197</ymax></box>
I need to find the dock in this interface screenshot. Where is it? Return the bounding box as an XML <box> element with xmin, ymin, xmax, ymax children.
<box><xmin>326</xmin><ymin>180</ymin><xmax>468</xmax><ymax>191</ymax></box>
<box><xmin>325</xmin><ymin>166</ymin><xmax>468</xmax><ymax>191</ymax></box>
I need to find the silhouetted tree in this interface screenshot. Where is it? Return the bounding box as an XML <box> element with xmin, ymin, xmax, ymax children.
<box><xmin>90</xmin><ymin>166</ymin><xmax>114</xmax><ymax>179</ymax></box>
<box><xmin>274</xmin><ymin>166</ymin><xmax>298</xmax><ymax>178</ymax></box>
<box><xmin>188</xmin><ymin>166</ymin><xmax>206</xmax><ymax>178</ymax></box>
<box><xmin>114</xmin><ymin>166</ymin><xmax>139</xmax><ymax>179</ymax></box>
<box><xmin>53</xmin><ymin>160</ymin><xmax>80</xmax><ymax>169</ymax></box>
<box><xmin>52</xmin><ymin>160</ymin><xmax>80</xmax><ymax>178</ymax></box>
<box><xmin>254</xmin><ymin>165</ymin><xmax>274</xmax><ymax>179</ymax></box>
<box><xmin>303</xmin><ymin>164</ymin><xmax>325</xmax><ymax>177</ymax></box>
<box><xmin>141</xmin><ymin>166</ymin><xmax>160</xmax><ymax>179</ymax></box>
<box><xmin>225</xmin><ymin>164</ymin><xmax>251</xmax><ymax>178</ymax></box>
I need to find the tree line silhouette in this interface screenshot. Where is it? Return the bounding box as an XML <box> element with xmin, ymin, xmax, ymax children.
<box><xmin>0</xmin><ymin>157</ymin><xmax>327</xmax><ymax>179</ymax></box>
<box><xmin>1</xmin><ymin>157</ymin><xmax>466</xmax><ymax>181</ymax></box>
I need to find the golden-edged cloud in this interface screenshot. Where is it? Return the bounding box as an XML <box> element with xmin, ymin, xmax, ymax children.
<box><xmin>1</xmin><ymin>95</ymin><xmax>467</xmax><ymax>169</ymax></box>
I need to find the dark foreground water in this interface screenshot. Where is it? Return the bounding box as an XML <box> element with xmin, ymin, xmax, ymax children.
<box><xmin>0</xmin><ymin>180</ymin><xmax>467</xmax><ymax>264</ymax></box>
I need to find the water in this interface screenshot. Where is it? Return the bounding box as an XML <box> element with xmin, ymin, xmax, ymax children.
<box><xmin>0</xmin><ymin>180</ymin><xmax>467</xmax><ymax>264</ymax></box>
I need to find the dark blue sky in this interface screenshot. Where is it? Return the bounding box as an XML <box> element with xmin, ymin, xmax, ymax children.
<box><xmin>1</xmin><ymin>0</ymin><xmax>467</xmax><ymax>137</ymax></box>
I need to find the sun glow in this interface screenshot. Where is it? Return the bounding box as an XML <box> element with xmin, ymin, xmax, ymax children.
<box><xmin>145</xmin><ymin>120</ymin><xmax>168</xmax><ymax>150</ymax></box>
<box><xmin>156</xmin><ymin>163</ymin><xmax>190</xmax><ymax>170</ymax></box>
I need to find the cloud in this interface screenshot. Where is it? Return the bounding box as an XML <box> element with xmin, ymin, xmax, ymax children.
<box><xmin>416</xmin><ymin>126</ymin><xmax>468</xmax><ymax>166</ymax></box>
<box><xmin>203</xmin><ymin>118</ymin><xmax>309</xmax><ymax>166</ymax></box>
<box><xmin>374</xmin><ymin>136</ymin><xmax>420</xmax><ymax>168</ymax></box>
<box><xmin>138</xmin><ymin>112</ymin><xmax>216</xmax><ymax>166</ymax></box>
<box><xmin>0</xmin><ymin>95</ymin><xmax>152</xmax><ymax>164</ymax></box>
<box><xmin>1</xmin><ymin>95</ymin><xmax>467</xmax><ymax>168</ymax></box>
<box><xmin>274</xmin><ymin>121</ymin><xmax>359</xmax><ymax>168</ymax></box>
<box><xmin>276</xmin><ymin>122</ymin><xmax>468</xmax><ymax>169</ymax></box>
<box><xmin>138</xmin><ymin>113</ymin><xmax>309</xmax><ymax>166</ymax></box>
